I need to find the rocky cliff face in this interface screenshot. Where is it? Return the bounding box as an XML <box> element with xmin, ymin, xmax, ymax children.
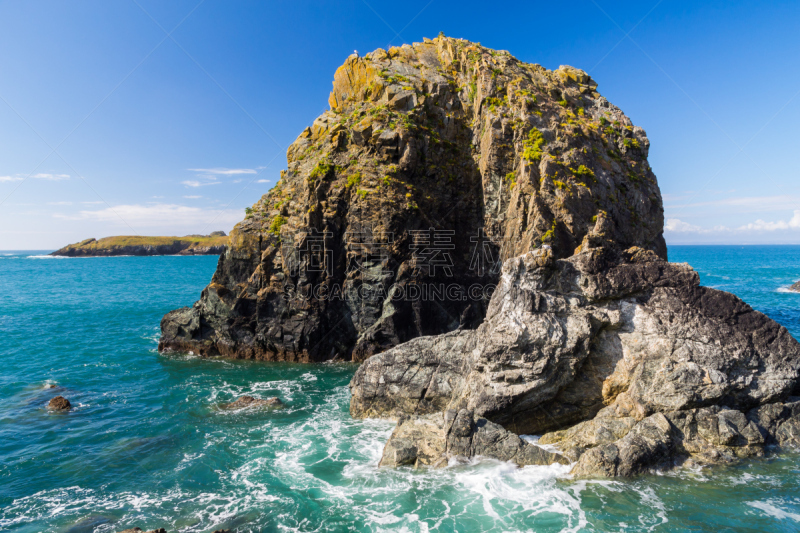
<box><xmin>350</xmin><ymin>246</ymin><xmax>800</xmax><ymax>475</ymax></box>
<box><xmin>159</xmin><ymin>36</ymin><xmax>665</xmax><ymax>361</ymax></box>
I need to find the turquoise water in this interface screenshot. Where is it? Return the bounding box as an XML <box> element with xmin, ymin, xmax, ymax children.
<box><xmin>1</xmin><ymin>246</ymin><xmax>800</xmax><ymax>532</ymax></box>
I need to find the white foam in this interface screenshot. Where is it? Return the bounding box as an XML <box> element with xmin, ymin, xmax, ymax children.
<box><xmin>777</xmin><ymin>287</ymin><xmax>800</xmax><ymax>294</ymax></box>
<box><xmin>747</xmin><ymin>500</ymin><xmax>800</xmax><ymax>522</ymax></box>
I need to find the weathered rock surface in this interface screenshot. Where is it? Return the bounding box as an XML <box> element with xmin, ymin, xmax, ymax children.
<box><xmin>380</xmin><ymin>408</ymin><xmax>569</xmax><ymax>467</ymax></box>
<box><xmin>160</xmin><ymin>36</ymin><xmax>665</xmax><ymax>362</ymax></box>
<box><xmin>351</xmin><ymin>245</ymin><xmax>800</xmax><ymax>476</ymax></box>
<box><xmin>47</xmin><ymin>396</ymin><xmax>71</xmax><ymax>411</ymax></box>
<box><xmin>51</xmin><ymin>234</ymin><xmax>227</xmax><ymax>257</ymax></box>
<box><xmin>221</xmin><ymin>395</ymin><xmax>283</xmax><ymax>410</ymax></box>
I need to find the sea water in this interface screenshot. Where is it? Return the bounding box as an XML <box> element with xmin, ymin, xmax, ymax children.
<box><xmin>1</xmin><ymin>246</ymin><xmax>800</xmax><ymax>532</ymax></box>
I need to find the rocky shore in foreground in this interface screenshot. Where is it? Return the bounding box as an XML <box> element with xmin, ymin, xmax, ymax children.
<box><xmin>350</xmin><ymin>245</ymin><xmax>800</xmax><ymax>477</ymax></box>
<box><xmin>51</xmin><ymin>233</ymin><xmax>227</xmax><ymax>257</ymax></box>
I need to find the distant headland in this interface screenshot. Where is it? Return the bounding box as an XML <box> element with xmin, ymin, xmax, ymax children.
<box><xmin>50</xmin><ymin>232</ymin><xmax>228</xmax><ymax>257</ymax></box>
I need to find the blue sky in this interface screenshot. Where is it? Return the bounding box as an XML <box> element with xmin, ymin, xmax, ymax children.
<box><xmin>1</xmin><ymin>0</ymin><xmax>799</xmax><ymax>249</ymax></box>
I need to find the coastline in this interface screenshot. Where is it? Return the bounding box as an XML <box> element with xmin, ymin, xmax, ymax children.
<box><xmin>2</xmin><ymin>246</ymin><xmax>800</xmax><ymax>530</ymax></box>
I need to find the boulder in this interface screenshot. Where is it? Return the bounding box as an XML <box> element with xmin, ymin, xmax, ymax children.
<box><xmin>380</xmin><ymin>409</ymin><xmax>569</xmax><ymax>468</ymax></box>
<box><xmin>221</xmin><ymin>395</ymin><xmax>283</xmax><ymax>410</ymax></box>
<box><xmin>47</xmin><ymin>396</ymin><xmax>71</xmax><ymax>411</ymax></box>
<box><xmin>790</xmin><ymin>281</ymin><xmax>800</xmax><ymax>293</ymax></box>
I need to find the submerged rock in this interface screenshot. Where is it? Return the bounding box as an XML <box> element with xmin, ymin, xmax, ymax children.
<box><xmin>160</xmin><ymin>36</ymin><xmax>666</xmax><ymax>362</ymax></box>
<box><xmin>61</xmin><ymin>515</ymin><xmax>112</xmax><ymax>533</ymax></box>
<box><xmin>351</xmin><ymin>245</ymin><xmax>800</xmax><ymax>476</ymax></box>
<box><xmin>47</xmin><ymin>396</ymin><xmax>71</xmax><ymax>411</ymax></box>
<box><xmin>221</xmin><ymin>395</ymin><xmax>283</xmax><ymax>410</ymax></box>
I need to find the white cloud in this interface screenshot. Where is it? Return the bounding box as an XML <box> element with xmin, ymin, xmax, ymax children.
<box><xmin>183</xmin><ymin>195</ymin><xmax>201</xmax><ymax>199</ymax></box>
<box><xmin>32</xmin><ymin>173</ymin><xmax>69</xmax><ymax>180</ymax></box>
<box><xmin>665</xmin><ymin>219</ymin><xmax>702</xmax><ymax>233</ymax></box>
<box><xmin>666</xmin><ymin>211</ymin><xmax>800</xmax><ymax>235</ymax></box>
<box><xmin>187</xmin><ymin>168</ymin><xmax>257</xmax><ymax>175</ymax></box>
<box><xmin>0</xmin><ymin>173</ymin><xmax>69</xmax><ymax>182</ymax></box>
<box><xmin>738</xmin><ymin>210</ymin><xmax>800</xmax><ymax>231</ymax></box>
<box><xmin>182</xmin><ymin>179</ymin><xmax>219</xmax><ymax>188</ymax></box>
<box><xmin>47</xmin><ymin>201</ymin><xmax>73</xmax><ymax>205</ymax></box>
<box><xmin>53</xmin><ymin>203</ymin><xmax>243</xmax><ymax>228</ymax></box>
<box><xmin>256</xmin><ymin>179</ymin><xmax>271</xmax><ymax>183</ymax></box>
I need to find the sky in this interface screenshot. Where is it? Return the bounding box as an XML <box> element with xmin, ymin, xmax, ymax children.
<box><xmin>1</xmin><ymin>0</ymin><xmax>799</xmax><ymax>250</ymax></box>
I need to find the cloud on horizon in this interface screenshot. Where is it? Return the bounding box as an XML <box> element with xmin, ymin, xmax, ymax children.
<box><xmin>666</xmin><ymin>210</ymin><xmax>800</xmax><ymax>238</ymax></box>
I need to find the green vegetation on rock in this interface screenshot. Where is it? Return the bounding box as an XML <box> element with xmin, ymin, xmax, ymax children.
<box><xmin>522</xmin><ymin>128</ymin><xmax>547</xmax><ymax>163</ymax></box>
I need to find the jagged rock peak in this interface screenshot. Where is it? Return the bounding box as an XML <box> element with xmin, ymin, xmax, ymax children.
<box><xmin>159</xmin><ymin>35</ymin><xmax>666</xmax><ymax>362</ymax></box>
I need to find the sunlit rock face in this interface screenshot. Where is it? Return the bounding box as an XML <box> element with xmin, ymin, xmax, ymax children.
<box><xmin>160</xmin><ymin>36</ymin><xmax>665</xmax><ymax>362</ymax></box>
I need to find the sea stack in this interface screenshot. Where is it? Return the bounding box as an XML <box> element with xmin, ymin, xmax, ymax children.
<box><xmin>158</xmin><ymin>36</ymin><xmax>800</xmax><ymax>478</ymax></box>
<box><xmin>159</xmin><ymin>36</ymin><xmax>666</xmax><ymax>361</ymax></box>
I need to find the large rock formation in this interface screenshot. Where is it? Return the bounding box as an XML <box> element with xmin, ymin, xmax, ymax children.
<box><xmin>350</xmin><ymin>246</ymin><xmax>800</xmax><ymax>476</ymax></box>
<box><xmin>160</xmin><ymin>36</ymin><xmax>665</xmax><ymax>361</ymax></box>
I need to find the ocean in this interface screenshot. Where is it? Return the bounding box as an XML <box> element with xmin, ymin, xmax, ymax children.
<box><xmin>1</xmin><ymin>246</ymin><xmax>800</xmax><ymax>532</ymax></box>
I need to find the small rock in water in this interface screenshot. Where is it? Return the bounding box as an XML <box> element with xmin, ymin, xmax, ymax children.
<box><xmin>47</xmin><ymin>396</ymin><xmax>71</xmax><ymax>411</ymax></box>
<box><xmin>222</xmin><ymin>395</ymin><xmax>283</xmax><ymax>410</ymax></box>
<box><xmin>790</xmin><ymin>280</ymin><xmax>800</xmax><ymax>292</ymax></box>
<box><xmin>61</xmin><ymin>515</ymin><xmax>112</xmax><ymax>533</ymax></box>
